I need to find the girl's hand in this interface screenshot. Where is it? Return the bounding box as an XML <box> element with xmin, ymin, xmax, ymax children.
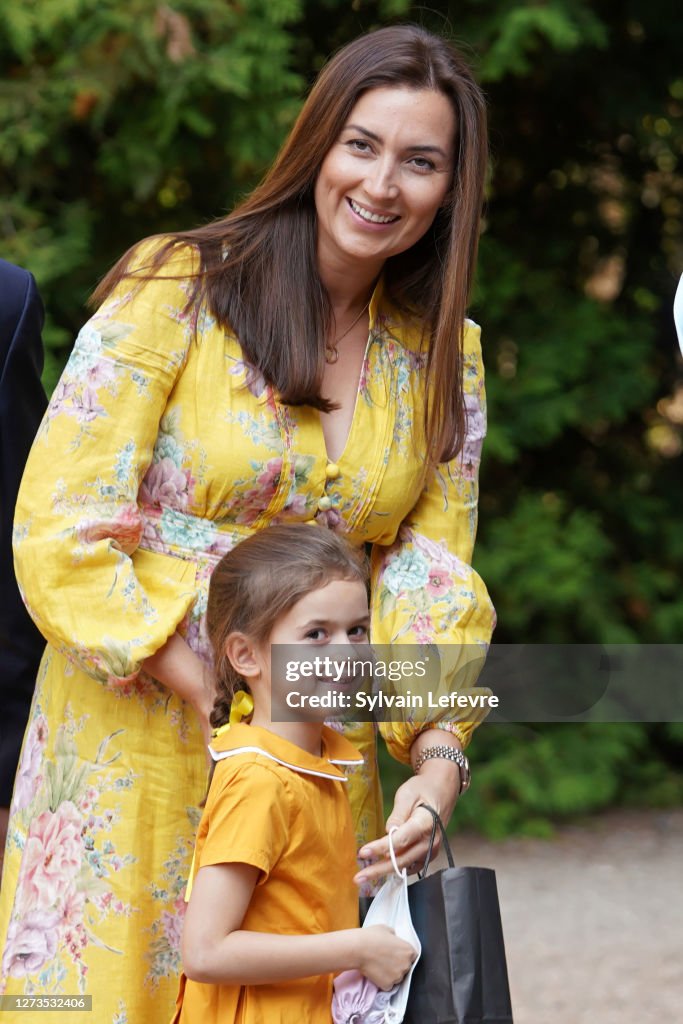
<box><xmin>357</xmin><ymin>925</ymin><xmax>417</xmax><ymax>990</ymax></box>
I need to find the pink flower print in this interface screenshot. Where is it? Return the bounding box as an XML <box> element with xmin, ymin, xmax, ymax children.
<box><xmin>79</xmin><ymin>503</ymin><xmax>143</xmax><ymax>555</ymax></box>
<box><xmin>407</xmin><ymin>348</ymin><xmax>427</xmax><ymax>371</ymax></box>
<box><xmin>358</xmin><ymin>358</ymin><xmax>370</xmax><ymax>395</ymax></box>
<box><xmin>461</xmin><ymin>390</ymin><xmax>486</xmax><ymax>480</ymax></box>
<box><xmin>161</xmin><ymin>911</ymin><xmax>183</xmax><ymax>953</ymax></box>
<box><xmin>236</xmin><ymin>460</ymin><xmax>283</xmax><ymax>523</ymax></box>
<box><xmin>63</xmin><ymin>923</ymin><xmax>87</xmax><ymax>961</ymax></box>
<box><xmin>426</xmin><ymin>568</ymin><xmax>452</xmax><ymax>599</ymax></box>
<box><xmin>58</xmin><ymin>884</ymin><xmax>86</xmax><ymax>929</ymax></box>
<box><xmin>315</xmin><ymin>507</ymin><xmax>344</xmax><ymax>531</ymax></box>
<box><xmin>12</xmin><ymin>714</ymin><xmax>48</xmax><ymax>813</ymax></box>
<box><xmin>184</xmin><ymin>618</ymin><xmax>213</xmax><ymax>666</ymax></box>
<box><xmin>140</xmin><ymin>458</ymin><xmax>189</xmax><ymax>510</ymax></box>
<box><xmin>96</xmin><ymin>892</ymin><xmax>113</xmax><ymax>913</ymax></box>
<box><xmin>281</xmin><ymin>493</ymin><xmax>309</xmax><ymax>518</ymax></box>
<box><xmin>229</xmin><ymin>358</ymin><xmax>267</xmax><ymax>397</ymax></box>
<box><xmin>83</xmin><ymin>357</ymin><xmax>117</xmax><ymax>390</ymax></box>
<box><xmin>2</xmin><ymin>910</ymin><xmax>60</xmax><ymax>977</ymax></box>
<box><xmin>460</xmin><ymin>448</ymin><xmax>480</xmax><ymax>482</ymax></box>
<box><xmin>46</xmin><ymin>379</ymin><xmax>77</xmax><ymax>420</ymax></box>
<box><xmin>105</xmin><ymin>670</ymin><xmax>141</xmax><ymax>691</ymax></box>
<box><xmin>79</xmin><ymin>786</ymin><xmax>99</xmax><ymax>813</ymax></box>
<box><xmin>408</xmin><ymin>530</ymin><xmax>470</xmax><ymax>579</ymax></box>
<box><xmin>245</xmin><ymin>364</ymin><xmax>267</xmax><ymax>397</ymax></box>
<box><xmin>111</xmin><ymin>504</ymin><xmax>144</xmax><ymax>553</ymax></box>
<box><xmin>141</xmin><ymin>518</ymin><xmax>162</xmax><ymax>548</ymax></box>
<box><xmin>73</xmin><ymin>386</ymin><xmax>106</xmax><ymax>422</ymax></box>
<box><xmin>256</xmin><ymin>457</ymin><xmax>283</xmax><ymax>492</ymax></box>
<box><xmin>413</xmin><ymin>612</ymin><xmax>434</xmax><ymax>643</ymax></box>
<box><xmin>21</xmin><ymin>801</ymin><xmax>84</xmax><ymax>910</ymax></box>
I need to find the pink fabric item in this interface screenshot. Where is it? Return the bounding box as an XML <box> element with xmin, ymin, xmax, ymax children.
<box><xmin>332</xmin><ymin>969</ymin><xmax>394</xmax><ymax>1023</ymax></box>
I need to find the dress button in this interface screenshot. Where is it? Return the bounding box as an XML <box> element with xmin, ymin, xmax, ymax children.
<box><xmin>318</xmin><ymin>496</ymin><xmax>333</xmax><ymax>512</ymax></box>
<box><xmin>325</xmin><ymin>462</ymin><xmax>341</xmax><ymax>480</ymax></box>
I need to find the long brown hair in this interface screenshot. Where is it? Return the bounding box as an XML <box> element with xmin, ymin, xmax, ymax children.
<box><xmin>205</xmin><ymin>524</ymin><xmax>368</xmax><ymax>733</ymax></box>
<box><xmin>93</xmin><ymin>25</ymin><xmax>488</xmax><ymax>463</ymax></box>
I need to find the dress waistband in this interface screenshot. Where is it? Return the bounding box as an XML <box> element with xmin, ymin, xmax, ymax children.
<box><xmin>137</xmin><ymin>502</ymin><xmax>364</xmax><ymax>565</ymax></box>
<box><xmin>138</xmin><ymin>503</ymin><xmax>250</xmax><ymax>564</ymax></box>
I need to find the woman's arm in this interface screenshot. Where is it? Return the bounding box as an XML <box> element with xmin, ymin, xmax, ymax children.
<box><xmin>12</xmin><ymin>242</ymin><xmax>200</xmax><ymax>687</ymax></box>
<box><xmin>360</xmin><ymin>322</ymin><xmax>495</xmax><ymax>883</ymax></box>
<box><xmin>182</xmin><ymin>862</ymin><xmax>416</xmax><ymax>990</ymax></box>
<box><xmin>142</xmin><ymin>633</ymin><xmax>213</xmax><ymax>742</ymax></box>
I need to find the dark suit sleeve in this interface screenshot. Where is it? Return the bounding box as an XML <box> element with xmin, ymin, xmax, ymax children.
<box><xmin>0</xmin><ymin>262</ymin><xmax>48</xmax><ymax>805</ymax></box>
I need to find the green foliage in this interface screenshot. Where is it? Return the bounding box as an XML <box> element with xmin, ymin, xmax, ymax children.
<box><xmin>474</xmin><ymin>493</ymin><xmax>633</xmax><ymax>642</ymax></box>
<box><xmin>0</xmin><ymin>0</ymin><xmax>307</xmax><ymax>389</ymax></box>
<box><xmin>2</xmin><ymin>0</ymin><xmax>681</xmax><ymax>835</ymax></box>
<box><xmin>476</xmin><ymin>1</ymin><xmax>608</xmax><ymax>81</ymax></box>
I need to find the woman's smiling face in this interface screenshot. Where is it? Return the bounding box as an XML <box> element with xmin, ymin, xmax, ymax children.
<box><xmin>314</xmin><ymin>86</ymin><xmax>456</xmax><ymax>276</ymax></box>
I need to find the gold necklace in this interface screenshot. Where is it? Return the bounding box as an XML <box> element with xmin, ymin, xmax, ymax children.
<box><xmin>325</xmin><ymin>302</ymin><xmax>370</xmax><ymax>364</ymax></box>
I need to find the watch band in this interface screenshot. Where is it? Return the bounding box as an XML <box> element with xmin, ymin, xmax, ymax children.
<box><xmin>413</xmin><ymin>744</ymin><xmax>471</xmax><ymax>794</ymax></box>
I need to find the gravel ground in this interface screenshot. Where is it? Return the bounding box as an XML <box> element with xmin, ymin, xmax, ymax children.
<box><xmin>442</xmin><ymin>808</ymin><xmax>683</xmax><ymax>1024</ymax></box>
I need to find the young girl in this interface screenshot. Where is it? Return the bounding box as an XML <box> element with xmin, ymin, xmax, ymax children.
<box><xmin>172</xmin><ymin>524</ymin><xmax>416</xmax><ymax>1023</ymax></box>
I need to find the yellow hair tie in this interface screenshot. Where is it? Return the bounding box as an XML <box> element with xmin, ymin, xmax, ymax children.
<box><xmin>211</xmin><ymin>691</ymin><xmax>254</xmax><ymax>739</ymax></box>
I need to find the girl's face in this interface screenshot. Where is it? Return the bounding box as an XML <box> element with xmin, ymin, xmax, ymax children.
<box><xmin>239</xmin><ymin>578</ymin><xmax>369</xmax><ymax>725</ymax></box>
<box><xmin>268</xmin><ymin>578</ymin><xmax>369</xmax><ymax>648</ymax></box>
<box><xmin>314</xmin><ymin>86</ymin><xmax>456</xmax><ymax>276</ymax></box>
<box><xmin>267</xmin><ymin>578</ymin><xmax>369</xmax><ymax>715</ymax></box>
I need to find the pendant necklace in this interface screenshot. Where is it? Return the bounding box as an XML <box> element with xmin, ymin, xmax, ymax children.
<box><xmin>325</xmin><ymin>302</ymin><xmax>370</xmax><ymax>364</ymax></box>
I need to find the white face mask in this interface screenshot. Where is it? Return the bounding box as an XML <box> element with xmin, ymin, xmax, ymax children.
<box><xmin>332</xmin><ymin>828</ymin><xmax>421</xmax><ymax>1024</ymax></box>
<box><xmin>675</xmin><ymin>274</ymin><xmax>683</xmax><ymax>356</ymax></box>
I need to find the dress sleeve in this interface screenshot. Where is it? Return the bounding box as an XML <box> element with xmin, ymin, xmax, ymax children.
<box><xmin>371</xmin><ymin>321</ymin><xmax>496</xmax><ymax>763</ymax></box>
<box><xmin>12</xmin><ymin>243</ymin><xmax>199</xmax><ymax>685</ymax></box>
<box><xmin>200</xmin><ymin>763</ymin><xmax>290</xmax><ymax>880</ymax></box>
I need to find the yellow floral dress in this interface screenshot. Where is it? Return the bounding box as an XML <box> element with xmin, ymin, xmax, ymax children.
<box><xmin>0</xmin><ymin>245</ymin><xmax>494</xmax><ymax>1022</ymax></box>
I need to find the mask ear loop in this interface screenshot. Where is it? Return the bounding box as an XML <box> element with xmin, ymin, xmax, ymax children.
<box><xmin>388</xmin><ymin>826</ymin><xmax>406</xmax><ymax>879</ymax></box>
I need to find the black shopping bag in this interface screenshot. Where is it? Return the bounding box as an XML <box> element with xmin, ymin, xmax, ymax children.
<box><xmin>404</xmin><ymin>805</ymin><xmax>513</xmax><ymax>1024</ymax></box>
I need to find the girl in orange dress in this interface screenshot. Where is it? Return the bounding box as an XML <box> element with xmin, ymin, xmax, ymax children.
<box><xmin>173</xmin><ymin>525</ymin><xmax>416</xmax><ymax>1024</ymax></box>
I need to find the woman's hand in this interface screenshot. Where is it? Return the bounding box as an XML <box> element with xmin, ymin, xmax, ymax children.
<box><xmin>357</xmin><ymin>925</ymin><xmax>418</xmax><ymax>991</ymax></box>
<box><xmin>353</xmin><ymin>730</ymin><xmax>463</xmax><ymax>886</ymax></box>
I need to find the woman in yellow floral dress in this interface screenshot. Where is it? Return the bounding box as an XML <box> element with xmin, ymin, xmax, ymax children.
<box><xmin>0</xmin><ymin>25</ymin><xmax>494</xmax><ymax>1023</ymax></box>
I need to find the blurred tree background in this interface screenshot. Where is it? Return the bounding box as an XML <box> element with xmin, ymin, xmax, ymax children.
<box><xmin>1</xmin><ymin>0</ymin><xmax>682</xmax><ymax>835</ymax></box>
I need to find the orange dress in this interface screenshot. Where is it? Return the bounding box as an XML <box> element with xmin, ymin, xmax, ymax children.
<box><xmin>172</xmin><ymin>723</ymin><xmax>362</xmax><ymax>1024</ymax></box>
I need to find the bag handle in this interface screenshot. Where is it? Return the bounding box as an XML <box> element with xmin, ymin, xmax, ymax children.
<box><xmin>417</xmin><ymin>803</ymin><xmax>455</xmax><ymax>879</ymax></box>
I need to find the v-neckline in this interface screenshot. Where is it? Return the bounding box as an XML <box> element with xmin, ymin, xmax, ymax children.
<box><xmin>316</xmin><ymin>326</ymin><xmax>372</xmax><ymax>466</ymax></box>
<box><xmin>315</xmin><ymin>276</ymin><xmax>384</xmax><ymax>465</ymax></box>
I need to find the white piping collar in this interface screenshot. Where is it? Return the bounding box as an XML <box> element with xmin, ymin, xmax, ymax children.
<box><xmin>208</xmin><ymin>743</ymin><xmax>361</xmax><ymax>782</ymax></box>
